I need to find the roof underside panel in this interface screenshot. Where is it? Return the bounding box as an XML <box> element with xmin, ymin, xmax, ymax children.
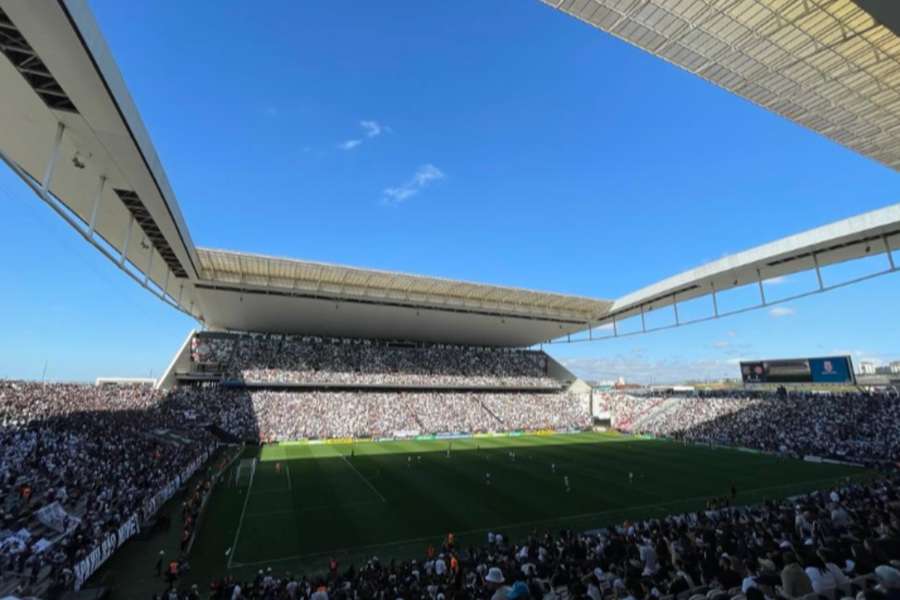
<box><xmin>543</xmin><ymin>0</ymin><xmax>900</xmax><ymax>171</ymax></box>
<box><xmin>194</xmin><ymin>287</ymin><xmax>596</xmax><ymax>347</ymax></box>
<box><xmin>194</xmin><ymin>248</ymin><xmax>613</xmax><ymax>344</ymax></box>
<box><xmin>0</xmin><ymin>0</ymin><xmax>203</xmax><ymax>315</ymax></box>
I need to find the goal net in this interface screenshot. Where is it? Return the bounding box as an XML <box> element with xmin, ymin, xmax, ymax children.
<box><xmin>234</xmin><ymin>458</ymin><xmax>257</xmax><ymax>488</ymax></box>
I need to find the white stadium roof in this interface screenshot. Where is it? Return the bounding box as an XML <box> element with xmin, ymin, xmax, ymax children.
<box><xmin>0</xmin><ymin>1</ymin><xmax>200</xmax><ymax>301</ymax></box>
<box><xmin>1</xmin><ymin>0</ymin><xmax>899</xmax><ymax>346</ymax></box>
<box><xmin>543</xmin><ymin>0</ymin><xmax>900</xmax><ymax>171</ymax></box>
<box><xmin>601</xmin><ymin>202</ymin><xmax>900</xmax><ymax>326</ymax></box>
<box><xmin>197</xmin><ymin>248</ymin><xmax>607</xmax><ymax>321</ymax></box>
<box><xmin>194</xmin><ymin>248</ymin><xmax>612</xmax><ymax>345</ymax></box>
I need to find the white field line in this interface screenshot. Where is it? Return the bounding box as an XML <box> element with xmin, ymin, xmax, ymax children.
<box><xmin>226</xmin><ymin>462</ymin><xmax>257</xmax><ymax>569</ymax></box>
<box><xmin>229</xmin><ymin>475</ymin><xmax>852</xmax><ymax>570</ymax></box>
<box><xmin>337</xmin><ymin>450</ymin><xmax>387</xmax><ymax>503</ymax></box>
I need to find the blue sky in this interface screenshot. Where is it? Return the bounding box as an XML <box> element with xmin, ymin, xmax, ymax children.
<box><xmin>2</xmin><ymin>0</ymin><xmax>899</xmax><ymax>383</ymax></box>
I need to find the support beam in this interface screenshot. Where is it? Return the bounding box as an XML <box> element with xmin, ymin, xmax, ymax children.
<box><xmin>87</xmin><ymin>175</ymin><xmax>105</xmax><ymax>238</ymax></box>
<box><xmin>812</xmin><ymin>252</ymin><xmax>825</xmax><ymax>290</ymax></box>
<box><xmin>672</xmin><ymin>294</ymin><xmax>680</xmax><ymax>325</ymax></box>
<box><xmin>640</xmin><ymin>304</ymin><xmax>646</xmax><ymax>333</ymax></box>
<box><xmin>0</xmin><ymin>147</ymin><xmax>196</xmax><ymax>321</ymax></box>
<box><xmin>711</xmin><ymin>283</ymin><xmax>719</xmax><ymax>317</ymax></box>
<box><xmin>40</xmin><ymin>122</ymin><xmax>64</xmax><ymax>194</ymax></box>
<box><xmin>119</xmin><ymin>215</ymin><xmax>134</xmax><ymax>267</ymax></box>
<box><xmin>756</xmin><ymin>269</ymin><xmax>767</xmax><ymax>305</ymax></box>
<box><xmin>144</xmin><ymin>248</ymin><xmax>154</xmax><ymax>285</ymax></box>
<box><xmin>885</xmin><ymin>235</ymin><xmax>896</xmax><ymax>270</ymax></box>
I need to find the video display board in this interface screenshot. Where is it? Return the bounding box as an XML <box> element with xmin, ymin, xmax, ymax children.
<box><xmin>740</xmin><ymin>356</ymin><xmax>855</xmax><ymax>384</ymax></box>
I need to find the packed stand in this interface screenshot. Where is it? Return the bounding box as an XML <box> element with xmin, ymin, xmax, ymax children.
<box><xmin>0</xmin><ymin>381</ymin><xmax>216</xmax><ymax>597</ymax></box>
<box><xmin>598</xmin><ymin>392</ymin><xmax>648</xmax><ymax>428</ymax></box>
<box><xmin>482</xmin><ymin>394</ymin><xmax>593</xmax><ymax>431</ymax></box>
<box><xmin>190</xmin><ymin>333</ymin><xmax>559</xmax><ymax>388</ymax></box>
<box><xmin>608</xmin><ymin>390</ymin><xmax>900</xmax><ymax>464</ymax></box>
<box><xmin>165</xmin><ymin>387</ymin><xmax>591</xmax><ymax>442</ymax></box>
<box><xmin>165</xmin><ymin>474</ymin><xmax>900</xmax><ymax>600</ymax></box>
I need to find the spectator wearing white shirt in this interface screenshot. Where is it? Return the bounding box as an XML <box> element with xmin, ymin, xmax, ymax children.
<box><xmin>639</xmin><ymin>539</ymin><xmax>659</xmax><ymax>575</ymax></box>
<box><xmin>434</xmin><ymin>554</ymin><xmax>447</xmax><ymax>577</ymax></box>
<box><xmin>804</xmin><ymin>554</ymin><xmax>838</xmax><ymax>597</ymax></box>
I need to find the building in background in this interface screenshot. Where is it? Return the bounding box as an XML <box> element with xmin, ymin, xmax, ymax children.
<box><xmin>859</xmin><ymin>362</ymin><xmax>877</xmax><ymax>375</ymax></box>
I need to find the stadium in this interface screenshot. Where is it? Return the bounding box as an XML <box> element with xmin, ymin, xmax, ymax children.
<box><xmin>1</xmin><ymin>1</ymin><xmax>900</xmax><ymax>599</ymax></box>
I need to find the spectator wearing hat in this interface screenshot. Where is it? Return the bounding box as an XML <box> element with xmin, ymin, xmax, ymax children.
<box><xmin>876</xmin><ymin>566</ymin><xmax>900</xmax><ymax>600</ymax></box>
<box><xmin>507</xmin><ymin>581</ymin><xmax>530</xmax><ymax>600</ymax></box>
<box><xmin>485</xmin><ymin>567</ymin><xmax>509</xmax><ymax>600</ymax></box>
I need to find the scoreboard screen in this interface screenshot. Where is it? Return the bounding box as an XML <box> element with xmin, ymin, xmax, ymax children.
<box><xmin>740</xmin><ymin>356</ymin><xmax>855</xmax><ymax>385</ymax></box>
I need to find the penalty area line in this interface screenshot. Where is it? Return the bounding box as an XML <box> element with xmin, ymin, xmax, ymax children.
<box><xmin>337</xmin><ymin>450</ymin><xmax>387</xmax><ymax>503</ymax></box>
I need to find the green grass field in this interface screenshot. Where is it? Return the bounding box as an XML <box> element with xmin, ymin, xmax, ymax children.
<box><xmin>92</xmin><ymin>432</ymin><xmax>868</xmax><ymax>596</ymax></box>
<box><xmin>188</xmin><ymin>432</ymin><xmax>865</xmax><ymax>583</ymax></box>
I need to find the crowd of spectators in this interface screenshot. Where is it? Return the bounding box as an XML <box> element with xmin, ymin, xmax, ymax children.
<box><xmin>165</xmin><ymin>387</ymin><xmax>591</xmax><ymax>442</ymax></box>
<box><xmin>11</xmin><ymin>368</ymin><xmax>900</xmax><ymax>600</ymax></box>
<box><xmin>0</xmin><ymin>381</ymin><xmax>216</xmax><ymax>597</ymax></box>
<box><xmin>190</xmin><ymin>334</ymin><xmax>558</xmax><ymax>388</ymax></box>
<box><xmin>168</xmin><ymin>474</ymin><xmax>900</xmax><ymax>600</ymax></box>
<box><xmin>607</xmin><ymin>389</ymin><xmax>900</xmax><ymax>464</ymax></box>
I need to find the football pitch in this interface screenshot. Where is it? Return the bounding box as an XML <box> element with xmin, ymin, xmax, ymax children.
<box><xmin>182</xmin><ymin>431</ymin><xmax>866</xmax><ymax>585</ymax></box>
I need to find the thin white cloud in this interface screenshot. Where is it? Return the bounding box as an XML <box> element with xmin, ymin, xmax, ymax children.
<box><xmin>383</xmin><ymin>164</ymin><xmax>445</xmax><ymax>205</ymax></box>
<box><xmin>338</xmin><ymin>120</ymin><xmax>390</xmax><ymax>150</ymax></box>
<box><xmin>769</xmin><ymin>306</ymin><xmax>795</xmax><ymax>318</ymax></box>
<box><xmin>360</xmin><ymin>120</ymin><xmax>390</xmax><ymax>138</ymax></box>
<box><xmin>765</xmin><ymin>275</ymin><xmax>788</xmax><ymax>285</ymax></box>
